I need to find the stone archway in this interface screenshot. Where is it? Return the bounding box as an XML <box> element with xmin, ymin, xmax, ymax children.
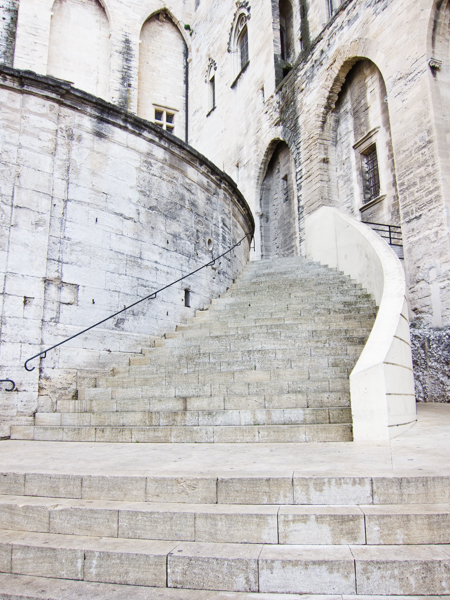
<box><xmin>260</xmin><ymin>141</ymin><xmax>299</xmax><ymax>259</ymax></box>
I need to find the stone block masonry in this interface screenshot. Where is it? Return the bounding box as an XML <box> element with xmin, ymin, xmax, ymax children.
<box><xmin>0</xmin><ymin>1</ymin><xmax>18</xmax><ymax>67</ymax></box>
<box><xmin>0</xmin><ymin>67</ymin><xmax>253</xmax><ymax>438</ymax></box>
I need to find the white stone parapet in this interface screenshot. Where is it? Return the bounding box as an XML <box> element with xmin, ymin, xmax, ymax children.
<box><xmin>305</xmin><ymin>206</ymin><xmax>416</xmax><ymax>441</ymax></box>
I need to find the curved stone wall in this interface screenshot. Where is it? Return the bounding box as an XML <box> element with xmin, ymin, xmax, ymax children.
<box><xmin>0</xmin><ymin>67</ymin><xmax>254</xmax><ymax>437</ymax></box>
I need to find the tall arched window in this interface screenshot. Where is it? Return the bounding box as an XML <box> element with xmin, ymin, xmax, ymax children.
<box><xmin>47</xmin><ymin>0</ymin><xmax>110</xmax><ymax>99</ymax></box>
<box><xmin>205</xmin><ymin>58</ymin><xmax>217</xmax><ymax>114</ymax></box>
<box><xmin>138</xmin><ymin>11</ymin><xmax>188</xmax><ymax>141</ymax></box>
<box><xmin>228</xmin><ymin>3</ymin><xmax>251</xmax><ymax>84</ymax></box>
<box><xmin>238</xmin><ymin>19</ymin><xmax>249</xmax><ymax>70</ymax></box>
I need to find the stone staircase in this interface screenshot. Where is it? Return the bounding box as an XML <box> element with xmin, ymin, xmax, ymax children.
<box><xmin>2</xmin><ymin>258</ymin><xmax>448</xmax><ymax>597</ymax></box>
<box><xmin>12</xmin><ymin>257</ymin><xmax>378</xmax><ymax>444</ymax></box>
<box><xmin>0</xmin><ymin>470</ymin><xmax>449</xmax><ymax>596</ymax></box>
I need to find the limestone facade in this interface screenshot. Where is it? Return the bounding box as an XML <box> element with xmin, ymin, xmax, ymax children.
<box><xmin>0</xmin><ymin>69</ymin><xmax>252</xmax><ymax>437</ymax></box>
<box><xmin>0</xmin><ymin>0</ymin><xmax>449</xmax><ymax>430</ymax></box>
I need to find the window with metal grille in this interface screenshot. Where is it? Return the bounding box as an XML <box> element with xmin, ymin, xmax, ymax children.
<box><xmin>362</xmin><ymin>146</ymin><xmax>380</xmax><ymax>203</ymax></box>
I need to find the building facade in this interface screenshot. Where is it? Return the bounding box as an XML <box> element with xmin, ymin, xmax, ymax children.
<box><xmin>0</xmin><ymin>0</ymin><xmax>449</xmax><ymax>435</ymax></box>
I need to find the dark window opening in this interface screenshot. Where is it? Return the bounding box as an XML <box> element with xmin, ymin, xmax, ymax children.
<box><xmin>184</xmin><ymin>289</ymin><xmax>191</xmax><ymax>308</ymax></box>
<box><xmin>362</xmin><ymin>146</ymin><xmax>380</xmax><ymax>203</ymax></box>
<box><xmin>239</xmin><ymin>26</ymin><xmax>249</xmax><ymax>69</ymax></box>
<box><xmin>209</xmin><ymin>75</ymin><xmax>216</xmax><ymax>111</ymax></box>
<box><xmin>280</xmin><ymin>24</ymin><xmax>287</xmax><ymax>61</ymax></box>
<box><xmin>282</xmin><ymin>175</ymin><xmax>289</xmax><ymax>202</ymax></box>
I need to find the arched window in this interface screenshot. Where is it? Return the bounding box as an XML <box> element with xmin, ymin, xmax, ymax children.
<box><xmin>47</xmin><ymin>0</ymin><xmax>110</xmax><ymax>99</ymax></box>
<box><xmin>205</xmin><ymin>58</ymin><xmax>217</xmax><ymax>114</ymax></box>
<box><xmin>228</xmin><ymin>2</ymin><xmax>251</xmax><ymax>84</ymax></box>
<box><xmin>138</xmin><ymin>11</ymin><xmax>188</xmax><ymax>141</ymax></box>
<box><xmin>237</xmin><ymin>19</ymin><xmax>249</xmax><ymax>70</ymax></box>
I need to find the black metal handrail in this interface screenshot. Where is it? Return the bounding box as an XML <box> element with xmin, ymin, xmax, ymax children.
<box><xmin>362</xmin><ymin>221</ymin><xmax>403</xmax><ymax>247</ymax></box>
<box><xmin>0</xmin><ymin>379</ymin><xmax>15</xmax><ymax>392</ymax></box>
<box><xmin>24</xmin><ymin>232</ymin><xmax>253</xmax><ymax>373</ymax></box>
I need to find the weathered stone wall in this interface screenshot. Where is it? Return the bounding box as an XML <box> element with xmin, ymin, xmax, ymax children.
<box><xmin>2</xmin><ymin>0</ymin><xmax>450</xmax><ymax>402</ymax></box>
<box><xmin>189</xmin><ymin>0</ymin><xmax>449</xmax><ymax>400</ymax></box>
<box><xmin>0</xmin><ymin>0</ymin><xmax>18</xmax><ymax>66</ymax></box>
<box><xmin>411</xmin><ymin>325</ymin><xmax>450</xmax><ymax>403</ymax></box>
<box><xmin>47</xmin><ymin>0</ymin><xmax>111</xmax><ymax>99</ymax></box>
<box><xmin>0</xmin><ymin>68</ymin><xmax>253</xmax><ymax>438</ymax></box>
<box><xmin>13</xmin><ymin>0</ymin><xmax>194</xmax><ymax>122</ymax></box>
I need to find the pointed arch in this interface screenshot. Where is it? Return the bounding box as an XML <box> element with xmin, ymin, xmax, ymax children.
<box><xmin>138</xmin><ymin>9</ymin><xmax>188</xmax><ymax>141</ymax></box>
<box><xmin>259</xmin><ymin>140</ymin><xmax>299</xmax><ymax>259</ymax></box>
<box><xmin>47</xmin><ymin>0</ymin><xmax>110</xmax><ymax>99</ymax></box>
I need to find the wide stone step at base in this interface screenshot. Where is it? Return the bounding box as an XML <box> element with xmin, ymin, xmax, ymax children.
<box><xmin>2</xmin><ymin>574</ymin><xmax>446</xmax><ymax>600</ymax></box>
<box><xmin>2</xmin><ymin>471</ymin><xmax>449</xmax><ymax>506</ymax></box>
<box><xmin>0</xmin><ymin>495</ymin><xmax>449</xmax><ymax>546</ymax></box>
<box><xmin>10</xmin><ymin>423</ymin><xmax>353</xmax><ymax>443</ymax></box>
<box><xmin>0</xmin><ymin>530</ymin><xmax>449</xmax><ymax>595</ymax></box>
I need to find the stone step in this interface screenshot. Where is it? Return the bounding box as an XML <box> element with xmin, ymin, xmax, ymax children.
<box><xmin>56</xmin><ymin>391</ymin><xmax>350</xmax><ymax>413</ymax></box>
<box><xmin>1</xmin><ymin>574</ymin><xmax>443</xmax><ymax>600</ymax></box>
<box><xmin>130</xmin><ymin>352</ymin><xmax>358</xmax><ymax>368</ymax></box>
<box><xmin>2</xmin><ymin>472</ymin><xmax>449</xmax><ymax>505</ymax></box>
<box><xmin>143</xmin><ymin>338</ymin><xmax>363</xmax><ymax>355</ymax></box>
<box><xmin>88</xmin><ymin>376</ymin><xmax>350</xmax><ymax>393</ymax></box>
<box><xmin>10</xmin><ymin>423</ymin><xmax>353</xmax><ymax>444</ymax></box>
<box><xmin>1</xmin><ymin>495</ymin><xmax>449</xmax><ymax>546</ymax></box>
<box><xmin>163</xmin><ymin>331</ymin><xmax>369</xmax><ymax>345</ymax></box>
<box><xmin>100</xmin><ymin>364</ymin><xmax>350</xmax><ymax>382</ymax></box>
<box><xmin>35</xmin><ymin>407</ymin><xmax>350</xmax><ymax>427</ymax></box>
<box><xmin>0</xmin><ymin>529</ymin><xmax>449</xmax><ymax>594</ymax></box>
<box><xmin>191</xmin><ymin>306</ymin><xmax>377</xmax><ymax>319</ymax></box>
<box><xmin>173</xmin><ymin>323</ymin><xmax>373</xmax><ymax>337</ymax></box>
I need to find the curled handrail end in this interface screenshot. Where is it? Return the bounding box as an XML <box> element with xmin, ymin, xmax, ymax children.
<box><xmin>24</xmin><ymin>360</ymin><xmax>35</xmax><ymax>372</ymax></box>
<box><xmin>0</xmin><ymin>379</ymin><xmax>16</xmax><ymax>392</ymax></box>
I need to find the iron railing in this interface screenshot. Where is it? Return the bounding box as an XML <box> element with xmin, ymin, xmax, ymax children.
<box><xmin>362</xmin><ymin>221</ymin><xmax>403</xmax><ymax>247</ymax></box>
<box><xmin>23</xmin><ymin>232</ymin><xmax>253</xmax><ymax>373</ymax></box>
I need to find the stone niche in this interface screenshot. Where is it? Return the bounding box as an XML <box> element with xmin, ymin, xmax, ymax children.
<box><xmin>0</xmin><ymin>67</ymin><xmax>254</xmax><ymax>437</ymax></box>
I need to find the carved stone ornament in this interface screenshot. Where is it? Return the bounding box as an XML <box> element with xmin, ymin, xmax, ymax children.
<box><xmin>205</xmin><ymin>58</ymin><xmax>217</xmax><ymax>83</ymax></box>
<box><xmin>429</xmin><ymin>58</ymin><xmax>442</xmax><ymax>71</ymax></box>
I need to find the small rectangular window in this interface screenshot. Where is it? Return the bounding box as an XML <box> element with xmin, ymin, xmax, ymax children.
<box><xmin>154</xmin><ymin>108</ymin><xmax>176</xmax><ymax>133</ymax></box>
<box><xmin>184</xmin><ymin>289</ymin><xmax>191</xmax><ymax>308</ymax></box>
<box><xmin>362</xmin><ymin>146</ymin><xmax>380</xmax><ymax>203</ymax></box>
